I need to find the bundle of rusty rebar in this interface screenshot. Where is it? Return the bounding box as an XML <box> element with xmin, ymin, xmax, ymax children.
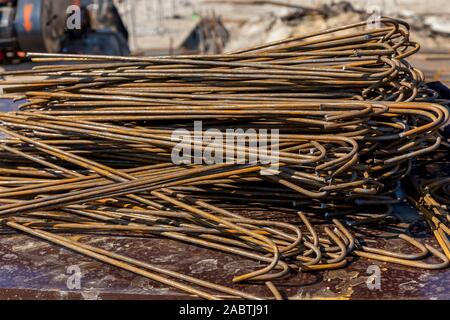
<box><xmin>0</xmin><ymin>18</ymin><xmax>449</xmax><ymax>300</ymax></box>
<box><xmin>408</xmin><ymin>141</ymin><xmax>450</xmax><ymax>261</ymax></box>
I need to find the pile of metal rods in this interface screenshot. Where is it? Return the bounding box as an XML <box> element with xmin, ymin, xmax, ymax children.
<box><xmin>423</xmin><ymin>177</ymin><xmax>450</xmax><ymax>207</ymax></box>
<box><xmin>0</xmin><ymin>18</ymin><xmax>450</xmax><ymax>299</ymax></box>
<box><xmin>1</xmin><ymin>18</ymin><xmax>432</xmax><ymax>103</ymax></box>
<box><xmin>420</xmin><ymin>141</ymin><xmax>450</xmax><ymax>208</ymax></box>
<box><xmin>408</xmin><ymin>142</ymin><xmax>450</xmax><ymax>261</ymax></box>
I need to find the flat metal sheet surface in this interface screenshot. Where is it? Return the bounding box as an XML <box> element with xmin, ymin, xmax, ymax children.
<box><xmin>0</xmin><ymin>232</ymin><xmax>449</xmax><ymax>300</ymax></box>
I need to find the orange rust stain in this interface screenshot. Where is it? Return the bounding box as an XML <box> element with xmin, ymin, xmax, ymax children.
<box><xmin>23</xmin><ymin>3</ymin><xmax>34</xmax><ymax>32</ymax></box>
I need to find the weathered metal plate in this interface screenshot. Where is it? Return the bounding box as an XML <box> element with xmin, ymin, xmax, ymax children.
<box><xmin>0</xmin><ymin>232</ymin><xmax>449</xmax><ymax>300</ymax></box>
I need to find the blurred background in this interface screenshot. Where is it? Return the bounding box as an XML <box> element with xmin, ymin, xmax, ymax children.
<box><xmin>115</xmin><ymin>0</ymin><xmax>450</xmax><ymax>53</ymax></box>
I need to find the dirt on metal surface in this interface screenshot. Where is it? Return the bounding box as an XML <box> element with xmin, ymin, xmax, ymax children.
<box><xmin>0</xmin><ymin>226</ymin><xmax>449</xmax><ymax>300</ymax></box>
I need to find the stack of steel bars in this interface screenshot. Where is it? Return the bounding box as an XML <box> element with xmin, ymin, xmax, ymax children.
<box><xmin>0</xmin><ymin>18</ymin><xmax>449</xmax><ymax>299</ymax></box>
<box><xmin>408</xmin><ymin>141</ymin><xmax>450</xmax><ymax>261</ymax></box>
